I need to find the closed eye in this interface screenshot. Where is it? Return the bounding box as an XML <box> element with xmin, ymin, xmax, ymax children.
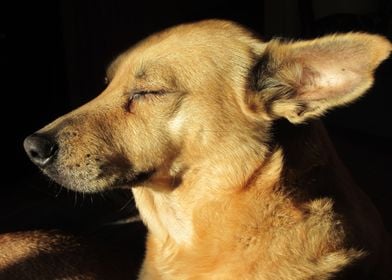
<box><xmin>133</xmin><ymin>90</ymin><xmax>163</xmax><ymax>99</ymax></box>
<box><xmin>126</xmin><ymin>90</ymin><xmax>165</xmax><ymax>112</ymax></box>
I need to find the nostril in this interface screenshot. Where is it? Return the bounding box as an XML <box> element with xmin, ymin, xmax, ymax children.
<box><xmin>30</xmin><ymin>150</ymin><xmax>39</xmax><ymax>158</ymax></box>
<box><xmin>24</xmin><ymin>133</ymin><xmax>58</xmax><ymax>167</ymax></box>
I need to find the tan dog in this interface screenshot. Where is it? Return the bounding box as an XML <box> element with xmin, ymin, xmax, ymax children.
<box><xmin>24</xmin><ymin>20</ymin><xmax>391</xmax><ymax>279</ymax></box>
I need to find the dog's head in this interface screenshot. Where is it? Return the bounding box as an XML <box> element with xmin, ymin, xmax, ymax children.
<box><xmin>24</xmin><ymin>20</ymin><xmax>391</xmax><ymax>193</ymax></box>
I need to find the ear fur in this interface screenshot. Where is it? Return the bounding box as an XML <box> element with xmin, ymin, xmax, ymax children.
<box><xmin>248</xmin><ymin>33</ymin><xmax>392</xmax><ymax>123</ymax></box>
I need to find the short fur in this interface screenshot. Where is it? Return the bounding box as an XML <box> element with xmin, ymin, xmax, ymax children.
<box><xmin>24</xmin><ymin>20</ymin><xmax>391</xmax><ymax>279</ymax></box>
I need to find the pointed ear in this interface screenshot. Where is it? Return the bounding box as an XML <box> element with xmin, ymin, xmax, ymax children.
<box><xmin>247</xmin><ymin>33</ymin><xmax>391</xmax><ymax>123</ymax></box>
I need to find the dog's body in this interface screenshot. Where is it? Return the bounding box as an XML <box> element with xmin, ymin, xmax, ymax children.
<box><xmin>137</xmin><ymin>120</ymin><xmax>391</xmax><ymax>280</ymax></box>
<box><xmin>23</xmin><ymin>20</ymin><xmax>391</xmax><ymax>279</ymax></box>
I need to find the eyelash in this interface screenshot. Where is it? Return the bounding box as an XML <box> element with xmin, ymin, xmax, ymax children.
<box><xmin>126</xmin><ymin>90</ymin><xmax>164</xmax><ymax>112</ymax></box>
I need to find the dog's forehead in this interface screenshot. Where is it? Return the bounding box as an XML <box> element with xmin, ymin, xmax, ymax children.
<box><xmin>107</xmin><ymin>20</ymin><xmax>263</xmax><ymax>85</ymax></box>
<box><xmin>137</xmin><ymin>19</ymin><xmax>256</xmax><ymax>52</ymax></box>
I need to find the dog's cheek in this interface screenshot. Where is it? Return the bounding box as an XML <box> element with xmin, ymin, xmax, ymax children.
<box><xmin>168</xmin><ymin>112</ymin><xmax>187</xmax><ymax>139</ymax></box>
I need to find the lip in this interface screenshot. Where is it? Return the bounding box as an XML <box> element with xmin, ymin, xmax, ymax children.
<box><xmin>42</xmin><ymin>160</ymin><xmax>155</xmax><ymax>192</ymax></box>
<box><xmin>108</xmin><ymin>170</ymin><xmax>155</xmax><ymax>188</ymax></box>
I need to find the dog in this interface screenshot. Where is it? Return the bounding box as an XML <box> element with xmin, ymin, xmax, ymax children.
<box><xmin>23</xmin><ymin>20</ymin><xmax>391</xmax><ymax>279</ymax></box>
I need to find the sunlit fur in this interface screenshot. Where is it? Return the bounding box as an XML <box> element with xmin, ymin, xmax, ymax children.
<box><xmin>30</xmin><ymin>20</ymin><xmax>391</xmax><ymax>279</ymax></box>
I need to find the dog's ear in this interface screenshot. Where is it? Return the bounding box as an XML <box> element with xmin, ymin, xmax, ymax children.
<box><xmin>247</xmin><ymin>33</ymin><xmax>391</xmax><ymax>123</ymax></box>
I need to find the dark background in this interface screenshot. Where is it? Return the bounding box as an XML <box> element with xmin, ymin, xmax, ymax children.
<box><xmin>3</xmin><ymin>0</ymin><xmax>392</xmax><ymax>276</ymax></box>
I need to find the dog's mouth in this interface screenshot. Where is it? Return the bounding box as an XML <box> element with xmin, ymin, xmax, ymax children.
<box><xmin>41</xmin><ymin>158</ymin><xmax>155</xmax><ymax>193</ymax></box>
<box><xmin>106</xmin><ymin>170</ymin><xmax>155</xmax><ymax>189</ymax></box>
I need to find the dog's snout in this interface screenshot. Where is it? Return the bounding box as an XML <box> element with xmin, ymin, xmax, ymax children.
<box><xmin>24</xmin><ymin>133</ymin><xmax>58</xmax><ymax>167</ymax></box>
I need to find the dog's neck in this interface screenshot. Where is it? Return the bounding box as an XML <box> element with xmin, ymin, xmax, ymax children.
<box><xmin>271</xmin><ymin>119</ymin><xmax>353</xmax><ymax>203</ymax></box>
<box><xmin>271</xmin><ymin>119</ymin><xmax>332</xmax><ymax>182</ymax></box>
<box><xmin>132</xmin><ymin>120</ymin><xmax>340</xmax><ymax>245</ymax></box>
<box><xmin>132</xmin><ymin>142</ymin><xmax>271</xmax><ymax>244</ymax></box>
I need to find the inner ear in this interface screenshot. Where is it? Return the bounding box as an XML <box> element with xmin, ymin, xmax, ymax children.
<box><xmin>248</xmin><ymin>33</ymin><xmax>391</xmax><ymax>123</ymax></box>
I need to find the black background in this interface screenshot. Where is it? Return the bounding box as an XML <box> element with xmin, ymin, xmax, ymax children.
<box><xmin>4</xmin><ymin>0</ymin><xmax>392</xmax><ymax>264</ymax></box>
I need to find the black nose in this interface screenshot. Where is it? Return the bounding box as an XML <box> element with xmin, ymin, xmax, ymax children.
<box><xmin>24</xmin><ymin>134</ymin><xmax>58</xmax><ymax>167</ymax></box>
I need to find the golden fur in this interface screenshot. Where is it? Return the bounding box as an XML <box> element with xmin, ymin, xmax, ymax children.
<box><xmin>0</xmin><ymin>228</ymin><xmax>145</xmax><ymax>279</ymax></box>
<box><xmin>24</xmin><ymin>20</ymin><xmax>391</xmax><ymax>279</ymax></box>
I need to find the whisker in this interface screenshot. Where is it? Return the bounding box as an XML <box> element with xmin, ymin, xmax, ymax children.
<box><xmin>73</xmin><ymin>192</ymin><xmax>78</xmax><ymax>207</ymax></box>
<box><xmin>105</xmin><ymin>215</ymin><xmax>141</xmax><ymax>225</ymax></box>
<box><xmin>99</xmin><ymin>192</ymin><xmax>107</xmax><ymax>201</ymax></box>
<box><xmin>81</xmin><ymin>191</ymin><xmax>85</xmax><ymax>207</ymax></box>
<box><xmin>119</xmin><ymin>197</ymin><xmax>134</xmax><ymax>212</ymax></box>
<box><xmin>54</xmin><ymin>185</ymin><xmax>63</xmax><ymax>198</ymax></box>
<box><xmin>47</xmin><ymin>180</ymin><xmax>55</xmax><ymax>188</ymax></box>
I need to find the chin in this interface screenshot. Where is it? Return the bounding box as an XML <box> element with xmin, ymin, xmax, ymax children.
<box><xmin>44</xmin><ymin>165</ymin><xmax>155</xmax><ymax>193</ymax></box>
